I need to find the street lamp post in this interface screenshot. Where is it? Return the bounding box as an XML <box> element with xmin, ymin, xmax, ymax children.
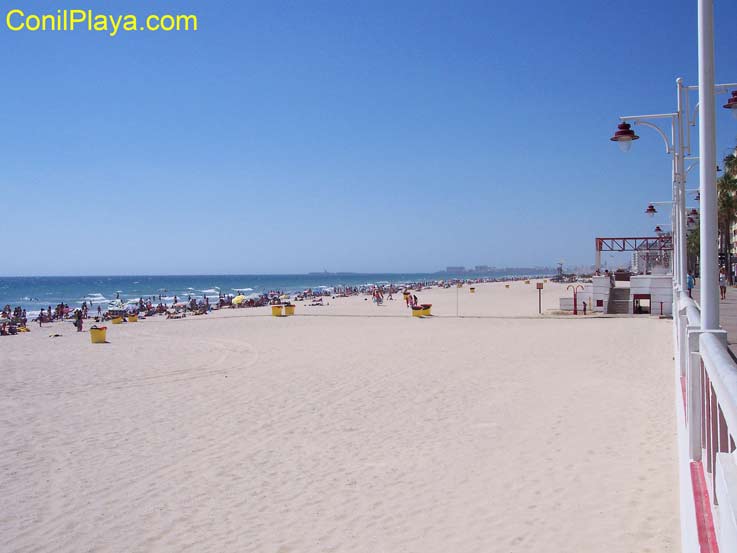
<box><xmin>698</xmin><ymin>0</ymin><xmax>718</xmax><ymax>330</ymax></box>
<box><xmin>611</xmin><ymin>110</ymin><xmax>684</xmax><ymax>288</ymax></box>
<box><xmin>610</xmin><ymin>76</ymin><xmax>737</xmax><ymax>319</ymax></box>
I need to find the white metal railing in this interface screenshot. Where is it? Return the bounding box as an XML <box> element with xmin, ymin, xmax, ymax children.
<box><xmin>675</xmin><ymin>287</ymin><xmax>737</xmax><ymax>551</ymax></box>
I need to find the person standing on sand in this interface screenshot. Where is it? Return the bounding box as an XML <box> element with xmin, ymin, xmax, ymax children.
<box><xmin>687</xmin><ymin>272</ymin><xmax>695</xmax><ymax>298</ymax></box>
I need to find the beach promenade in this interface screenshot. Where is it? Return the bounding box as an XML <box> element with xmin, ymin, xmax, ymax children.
<box><xmin>691</xmin><ymin>282</ymin><xmax>737</xmax><ymax>347</ymax></box>
<box><xmin>2</xmin><ymin>282</ymin><xmax>680</xmax><ymax>552</ymax></box>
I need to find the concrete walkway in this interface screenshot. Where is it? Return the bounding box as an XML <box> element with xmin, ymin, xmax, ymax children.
<box><xmin>691</xmin><ymin>281</ymin><xmax>737</xmax><ymax>346</ymax></box>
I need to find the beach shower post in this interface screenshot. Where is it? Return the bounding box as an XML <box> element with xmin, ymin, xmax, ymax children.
<box><xmin>567</xmin><ymin>284</ymin><xmax>584</xmax><ymax>315</ymax></box>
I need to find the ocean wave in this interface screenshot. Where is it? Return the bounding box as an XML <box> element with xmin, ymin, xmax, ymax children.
<box><xmin>231</xmin><ymin>287</ymin><xmax>254</xmax><ymax>292</ymax></box>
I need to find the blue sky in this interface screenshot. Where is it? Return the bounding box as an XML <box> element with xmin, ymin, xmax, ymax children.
<box><xmin>2</xmin><ymin>0</ymin><xmax>736</xmax><ymax>275</ymax></box>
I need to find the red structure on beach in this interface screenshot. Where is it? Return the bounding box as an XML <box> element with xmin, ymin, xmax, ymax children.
<box><xmin>594</xmin><ymin>236</ymin><xmax>673</xmax><ymax>271</ymax></box>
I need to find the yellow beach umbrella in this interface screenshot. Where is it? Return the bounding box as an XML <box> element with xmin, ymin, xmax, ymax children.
<box><xmin>232</xmin><ymin>295</ymin><xmax>247</xmax><ymax>305</ymax></box>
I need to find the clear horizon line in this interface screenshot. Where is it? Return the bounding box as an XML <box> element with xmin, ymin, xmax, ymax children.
<box><xmin>0</xmin><ymin>267</ymin><xmax>558</xmax><ymax>279</ymax></box>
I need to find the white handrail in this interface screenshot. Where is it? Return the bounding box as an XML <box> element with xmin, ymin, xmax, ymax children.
<box><xmin>678</xmin><ymin>291</ymin><xmax>701</xmax><ymax>326</ymax></box>
<box><xmin>701</xmin><ymin>333</ymin><xmax>737</xmax><ymax>438</ymax></box>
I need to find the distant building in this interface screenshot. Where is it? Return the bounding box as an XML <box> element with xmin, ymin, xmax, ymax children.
<box><xmin>446</xmin><ymin>266</ymin><xmax>466</xmax><ymax>273</ymax></box>
<box><xmin>474</xmin><ymin>265</ymin><xmax>491</xmax><ymax>272</ymax></box>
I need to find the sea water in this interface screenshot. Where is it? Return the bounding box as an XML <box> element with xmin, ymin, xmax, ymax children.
<box><xmin>0</xmin><ymin>271</ymin><xmax>551</xmax><ymax>317</ymax></box>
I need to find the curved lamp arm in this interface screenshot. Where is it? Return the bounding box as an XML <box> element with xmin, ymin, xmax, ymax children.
<box><xmin>688</xmin><ymin>82</ymin><xmax>737</xmax><ymax>126</ymax></box>
<box><xmin>632</xmin><ymin>120</ymin><xmax>674</xmax><ymax>154</ymax></box>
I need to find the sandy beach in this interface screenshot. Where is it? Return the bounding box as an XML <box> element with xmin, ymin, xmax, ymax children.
<box><xmin>2</xmin><ymin>281</ymin><xmax>679</xmax><ymax>552</ymax></box>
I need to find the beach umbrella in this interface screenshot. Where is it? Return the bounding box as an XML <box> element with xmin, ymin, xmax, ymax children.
<box><xmin>232</xmin><ymin>295</ymin><xmax>247</xmax><ymax>305</ymax></box>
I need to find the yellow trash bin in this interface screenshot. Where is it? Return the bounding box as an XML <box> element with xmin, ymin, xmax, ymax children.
<box><xmin>411</xmin><ymin>306</ymin><xmax>424</xmax><ymax>317</ymax></box>
<box><xmin>421</xmin><ymin>304</ymin><xmax>432</xmax><ymax>316</ymax></box>
<box><xmin>111</xmin><ymin>317</ymin><xmax>123</xmax><ymax>325</ymax></box>
<box><xmin>524</xmin><ymin>280</ymin><xmax>531</xmax><ymax>284</ymax></box>
<box><xmin>271</xmin><ymin>305</ymin><xmax>284</xmax><ymax>317</ymax></box>
<box><xmin>127</xmin><ymin>314</ymin><xmax>138</xmax><ymax>323</ymax></box>
<box><xmin>90</xmin><ymin>326</ymin><xmax>107</xmax><ymax>343</ymax></box>
<box><xmin>284</xmin><ymin>304</ymin><xmax>295</xmax><ymax>316</ymax></box>
<box><xmin>470</xmin><ymin>287</ymin><xmax>476</xmax><ymax>294</ymax></box>
<box><xmin>505</xmin><ymin>284</ymin><xmax>510</xmax><ymax>288</ymax></box>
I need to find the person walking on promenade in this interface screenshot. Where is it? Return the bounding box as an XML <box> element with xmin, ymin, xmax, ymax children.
<box><xmin>720</xmin><ymin>267</ymin><xmax>728</xmax><ymax>300</ymax></box>
<box><xmin>687</xmin><ymin>272</ymin><xmax>695</xmax><ymax>298</ymax></box>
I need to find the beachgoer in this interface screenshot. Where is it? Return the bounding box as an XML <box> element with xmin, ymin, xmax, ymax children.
<box><xmin>720</xmin><ymin>267</ymin><xmax>727</xmax><ymax>300</ymax></box>
<box><xmin>687</xmin><ymin>272</ymin><xmax>695</xmax><ymax>298</ymax></box>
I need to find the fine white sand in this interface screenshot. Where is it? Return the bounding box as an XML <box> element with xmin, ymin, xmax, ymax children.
<box><xmin>2</xmin><ymin>281</ymin><xmax>679</xmax><ymax>552</ymax></box>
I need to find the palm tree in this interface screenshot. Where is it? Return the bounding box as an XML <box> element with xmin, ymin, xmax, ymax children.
<box><xmin>687</xmin><ymin>223</ymin><xmax>700</xmax><ymax>276</ymax></box>
<box><xmin>724</xmin><ymin>152</ymin><xmax>737</xmax><ymax>178</ymax></box>
<box><xmin>717</xmin><ymin>172</ymin><xmax>737</xmax><ymax>283</ymax></box>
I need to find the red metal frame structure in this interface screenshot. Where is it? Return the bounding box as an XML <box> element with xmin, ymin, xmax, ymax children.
<box><xmin>594</xmin><ymin>236</ymin><xmax>673</xmax><ymax>271</ymax></box>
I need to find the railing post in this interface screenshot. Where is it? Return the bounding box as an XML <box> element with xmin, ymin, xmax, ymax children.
<box><xmin>689</xmin><ymin>358</ymin><xmax>700</xmax><ymax>458</ymax></box>
<box><xmin>679</xmin><ymin>306</ymin><xmax>689</xmax><ymax>377</ymax></box>
<box><xmin>688</xmin><ymin>329</ymin><xmax>703</xmax><ymax>460</ymax></box>
<box><xmin>698</xmin><ymin>330</ymin><xmax>730</xmax><ymax>497</ymax></box>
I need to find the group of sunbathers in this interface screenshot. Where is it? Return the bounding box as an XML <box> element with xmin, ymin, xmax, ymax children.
<box><xmin>1</xmin><ymin>305</ymin><xmax>29</xmax><ymax>336</ymax></box>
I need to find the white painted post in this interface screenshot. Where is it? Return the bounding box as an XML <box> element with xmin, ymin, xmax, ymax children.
<box><xmin>698</xmin><ymin>0</ymin><xmax>719</xmax><ymax>331</ymax></box>
<box><xmin>676</xmin><ymin>78</ymin><xmax>688</xmax><ymax>291</ymax></box>
<box><xmin>688</xmin><ymin>341</ymin><xmax>702</xmax><ymax>461</ymax></box>
<box><xmin>679</xmin><ymin>307</ymin><xmax>688</xmax><ymax>376</ymax></box>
